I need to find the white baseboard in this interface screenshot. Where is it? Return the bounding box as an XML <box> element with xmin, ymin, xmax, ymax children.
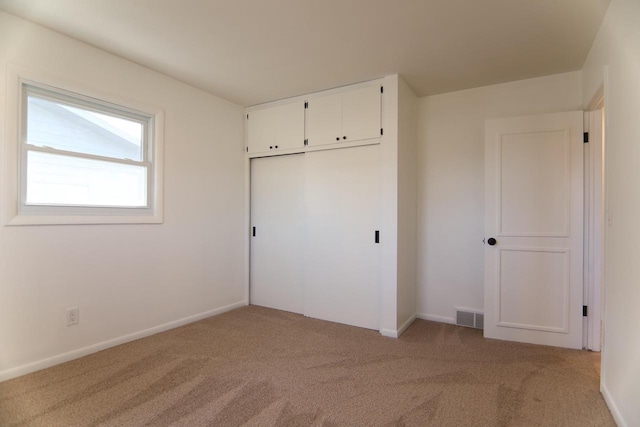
<box><xmin>601</xmin><ymin>382</ymin><xmax>628</xmax><ymax>427</ymax></box>
<box><xmin>0</xmin><ymin>300</ymin><xmax>246</xmax><ymax>383</ymax></box>
<box><xmin>398</xmin><ymin>314</ymin><xmax>416</xmax><ymax>337</ymax></box>
<box><xmin>416</xmin><ymin>313</ymin><xmax>456</xmax><ymax>325</ymax></box>
<box><xmin>379</xmin><ymin>314</ymin><xmax>417</xmax><ymax>338</ymax></box>
<box><xmin>379</xmin><ymin>328</ymin><xmax>397</xmax><ymax>338</ymax></box>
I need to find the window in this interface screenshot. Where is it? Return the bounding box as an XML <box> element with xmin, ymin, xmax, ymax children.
<box><xmin>4</xmin><ymin>73</ymin><xmax>163</xmax><ymax>225</ymax></box>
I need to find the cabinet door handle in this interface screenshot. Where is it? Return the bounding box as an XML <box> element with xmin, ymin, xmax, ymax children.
<box><xmin>275</xmin><ymin>145</ymin><xmax>278</xmax><ymax>149</ymax></box>
<box><xmin>269</xmin><ymin>146</ymin><xmax>273</xmax><ymax>149</ymax></box>
<box><xmin>343</xmin><ymin>136</ymin><xmax>347</xmax><ymax>140</ymax></box>
<box><xmin>336</xmin><ymin>137</ymin><xmax>340</xmax><ymax>141</ymax></box>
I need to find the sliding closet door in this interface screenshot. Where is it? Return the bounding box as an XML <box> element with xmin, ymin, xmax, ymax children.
<box><xmin>250</xmin><ymin>154</ymin><xmax>305</xmax><ymax>314</ymax></box>
<box><xmin>304</xmin><ymin>145</ymin><xmax>382</xmax><ymax>329</ymax></box>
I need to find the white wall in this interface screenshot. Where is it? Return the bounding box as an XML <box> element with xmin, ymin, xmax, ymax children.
<box><xmin>0</xmin><ymin>11</ymin><xmax>246</xmax><ymax>380</ymax></box>
<box><xmin>416</xmin><ymin>71</ymin><xmax>583</xmax><ymax>323</ymax></box>
<box><xmin>396</xmin><ymin>77</ymin><xmax>418</xmax><ymax>331</ymax></box>
<box><xmin>380</xmin><ymin>75</ymin><xmax>419</xmax><ymax>337</ymax></box>
<box><xmin>380</xmin><ymin>75</ymin><xmax>399</xmax><ymax>336</ymax></box>
<box><xmin>582</xmin><ymin>1</ymin><xmax>640</xmax><ymax>425</ymax></box>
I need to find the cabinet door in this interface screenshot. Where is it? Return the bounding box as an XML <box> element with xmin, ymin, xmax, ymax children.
<box><xmin>305</xmin><ymin>93</ymin><xmax>342</xmax><ymax>147</ymax></box>
<box><xmin>250</xmin><ymin>154</ymin><xmax>305</xmax><ymax>314</ymax></box>
<box><xmin>304</xmin><ymin>145</ymin><xmax>381</xmax><ymax>329</ymax></box>
<box><xmin>247</xmin><ymin>102</ymin><xmax>305</xmax><ymax>154</ymax></box>
<box><xmin>273</xmin><ymin>102</ymin><xmax>305</xmax><ymax>150</ymax></box>
<box><xmin>247</xmin><ymin>107</ymin><xmax>275</xmax><ymax>154</ymax></box>
<box><xmin>341</xmin><ymin>85</ymin><xmax>381</xmax><ymax>142</ymax></box>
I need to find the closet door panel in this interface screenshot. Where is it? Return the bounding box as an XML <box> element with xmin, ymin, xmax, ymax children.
<box><xmin>247</xmin><ymin>108</ymin><xmax>275</xmax><ymax>154</ymax></box>
<box><xmin>304</xmin><ymin>145</ymin><xmax>381</xmax><ymax>329</ymax></box>
<box><xmin>250</xmin><ymin>154</ymin><xmax>305</xmax><ymax>313</ymax></box>
<box><xmin>305</xmin><ymin>93</ymin><xmax>342</xmax><ymax>147</ymax></box>
<box><xmin>274</xmin><ymin>102</ymin><xmax>305</xmax><ymax>150</ymax></box>
<box><xmin>341</xmin><ymin>85</ymin><xmax>381</xmax><ymax>142</ymax></box>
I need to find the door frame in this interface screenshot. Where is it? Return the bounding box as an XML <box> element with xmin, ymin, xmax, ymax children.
<box><xmin>584</xmin><ymin>90</ymin><xmax>605</xmax><ymax>351</ymax></box>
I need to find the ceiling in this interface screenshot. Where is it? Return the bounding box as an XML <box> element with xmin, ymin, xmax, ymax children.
<box><xmin>0</xmin><ymin>0</ymin><xmax>610</xmax><ymax>107</ymax></box>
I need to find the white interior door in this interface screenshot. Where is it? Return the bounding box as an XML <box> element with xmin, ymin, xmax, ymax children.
<box><xmin>250</xmin><ymin>154</ymin><xmax>305</xmax><ymax>314</ymax></box>
<box><xmin>304</xmin><ymin>145</ymin><xmax>381</xmax><ymax>330</ymax></box>
<box><xmin>484</xmin><ymin>111</ymin><xmax>584</xmax><ymax>349</ymax></box>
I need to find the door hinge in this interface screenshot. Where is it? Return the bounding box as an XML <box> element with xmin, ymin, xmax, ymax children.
<box><xmin>375</xmin><ymin>230</ymin><xmax>380</xmax><ymax>244</ymax></box>
<box><xmin>380</xmin><ymin>128</ymin><xmax>384</xmax><ymax>136</ymax></box>
<box><xmin>583</xmin><ymin>305</ymin><xmax>588</xmax><ymax>317</ymax></box>
<box><xmin>380</xmin><ymin>86</ymin><xmax>384</xmax><ymax>94</ymax></box>
<box><xmin>583</xmin><ymin>132</ymin><xmax>589</xmax><ymax>143</ymax></box>
<box><xmin>304</xmin><ymin>101</ymin><xmax>308</xmax><ymax>109</ymax></box>
<box><xmin>304</xmin><ymin>139</ymin><xmax>308</xmax><ymax>146</ymax></box>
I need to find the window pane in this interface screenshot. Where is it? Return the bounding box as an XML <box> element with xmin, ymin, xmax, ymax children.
<box><xmin>26</xmin><ymin>151</ymin><xmax>147</xmax><ymax>207</ymax></box>
<box><xmin>26</xmin><ymin>94</ymin><xmax>144</xmax><ymax>161</ymax></box>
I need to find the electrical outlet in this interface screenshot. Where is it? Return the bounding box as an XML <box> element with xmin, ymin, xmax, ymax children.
<box><xmin>66</xmin><ymin>307</ymin><xmax>80</xmax><ymax>327</ymax></box>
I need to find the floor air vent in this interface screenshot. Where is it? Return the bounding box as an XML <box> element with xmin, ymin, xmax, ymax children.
<box><xmin>455</xmin><ymin>309</ymin><xmax>484</xmax><ymax>330</ymax></box>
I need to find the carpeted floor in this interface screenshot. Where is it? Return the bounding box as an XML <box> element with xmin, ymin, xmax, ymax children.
<box><xmin>0</xmin><ymin>306</ymin><xmax>614</xmax><ymax>426</ymax></box>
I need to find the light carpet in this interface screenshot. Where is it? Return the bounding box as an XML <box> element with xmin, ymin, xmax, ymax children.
<box><xmin>0</xmin><ymin>306</ymin><xmax>614</xmax><ymax>426</ymax></box>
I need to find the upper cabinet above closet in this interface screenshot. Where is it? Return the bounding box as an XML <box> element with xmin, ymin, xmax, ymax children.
<box><xmin>246</xmin><ymin>82</ymin><xmax>382</xmax><ymax>157</ymax></box>
<box><xmin>306</xmin><ymin>85</ymin><xmax>382</xmax><ymax>147</ymax></box>
<box><xmin>247</xmin><ymin>101</ymin><xmax>305</xmax><ymax>154</ymax></box>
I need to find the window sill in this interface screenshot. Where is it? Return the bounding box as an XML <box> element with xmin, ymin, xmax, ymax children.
<box><xmin>4</xmin><ymin>212</ymin><xmax>163</xmax><ymax>226</ymax></box>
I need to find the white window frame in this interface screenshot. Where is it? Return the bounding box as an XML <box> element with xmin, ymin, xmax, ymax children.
<box><xmin>3</xmin><ymin>65</ymin><xmax>164</xmax><ymax>225</ymax></box>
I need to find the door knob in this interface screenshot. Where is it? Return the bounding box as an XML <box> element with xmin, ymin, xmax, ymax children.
<box><xmin>487</xmin><ymin>238</ymin><xmax>497</xmax><ymax>246</ymax></box>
